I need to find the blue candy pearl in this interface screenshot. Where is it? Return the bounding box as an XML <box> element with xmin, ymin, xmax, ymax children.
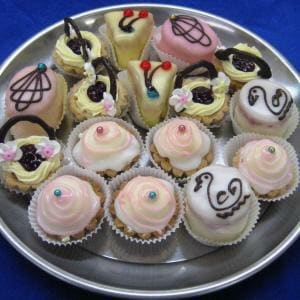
<box><xmin>148</xmin><ymin>191</ymin><xmax>157</xmax><ymax>200</ymax></box>
<box><xmin>37</xmin><ymin>63</ymin><xmax>47</xmax><ymax>71</ymax></box>
<box><xmin>147</xmin><ymin>89</ymin><xmax>159</xmax><ymax>99</ymax></box>
<box><xmin>54</xmin><ymin>189</ymin><xmax>62</xmax><ymax>197</ymax></box>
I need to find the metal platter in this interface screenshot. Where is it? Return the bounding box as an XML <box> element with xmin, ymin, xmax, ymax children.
<box><xmin>0</xmin><ymin>3</ymin><xmax>299</xmax><ymax>298</ymax></box>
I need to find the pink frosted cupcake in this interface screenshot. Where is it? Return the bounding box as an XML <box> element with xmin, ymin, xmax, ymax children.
<box><xmin>153</xmin><ymin>15</ymin><xmax>219</xmax><ymax>66</ymax></box>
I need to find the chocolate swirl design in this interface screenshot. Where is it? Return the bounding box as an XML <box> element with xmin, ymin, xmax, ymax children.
<box><xmin>194</xmin><ymin>172</ymin><xmax>250</xmax><ymax>219</ymax></box>
<box><xmin>215</xmin><ymin>48</ymin><xmax>272</xmax><ymax>78</ymax></box>
<box><xmin>118</xmin><ymin>12</ymin><xmax>144</xmax><ymax>33</ymax></box>
<box><xmin>64</xmin><ymin>17</ymin><xmax>90</xmax><ymax>62</ymax></box>
<box><xmin>86</xmin><ymin>57</ymin><xmax>118</xmax><ymax>102</ymax></box>
<box><xmin>248</xmin><ymin>86</ymin><xmax>292</xmax><ymax>121</ymax></box>
<box><xmin>170</xmin><ymin>15</ymin><xmax>212</xmax><ymax>46</ymax></box>
<box><xmin>9</xmin><ymin>64</ymin><xmax>51</xmax><ymax>112</ymax></box>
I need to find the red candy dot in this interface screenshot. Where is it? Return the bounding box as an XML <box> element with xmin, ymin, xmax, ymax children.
<box><xmin>96</xmin><ymin>126</ymin><xmax>104</xmax><ymax>134</ymax></box>
<box><xmin>123</xmin><ymin>8</ymin><xmax>134</xmax><ymax>17</ymax></box>
<box><xmin>139</xmin><ymin>9</ymin><xmax>149</xmax><ymax>18</ymax></box>
<box><xmin>178</xmin><ymin>124</ymin><xmax>186</xmax><ymax>133</ymax></box>
<box><xmin>161</xmin><ymin>61</ymin><xmax>172</xmax><ymax>71</ymax></box>
<box><xmin>140</xmin><ymin>60</ymin><xmax>151</xmax><ymax>71</ymax></box>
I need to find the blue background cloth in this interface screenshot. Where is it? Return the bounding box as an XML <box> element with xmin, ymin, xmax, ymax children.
<box><xmin>0</xmin><ymin>0</ymin><xmax>299</xmax><ymax>299</ymax></box>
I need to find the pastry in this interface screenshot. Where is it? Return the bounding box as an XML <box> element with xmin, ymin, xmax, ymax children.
<box><xmin>71</xmin><ymin>120</ymin><xmax>141</xmax><ymax>177</ymax></box>
<box><xmin>54</xmin><ymin>17</ymin><xmax>102</xmax><ymax>76</ymax></box>
<box><xmin>110</xmin><ymin>175</ymin><xmax>178</xmax><ymax>240</ymax></box>
<box><xmin>0</xmin><ymin>116</ymin><xmax>62</xmax><ymax>193</ymax></box>
<box><xmin>69</xmin><ymin>57</ymin><xmax>128</xmax><ymax>121</ymax></box>
<box><xmin>5</xmin><ymin>63</ymin><xmax>67</xmax><ymax>138</ymax></box>
<box><xmin>231</xmin><ymin>79</ymin><xmax>296</xmax><ymax>137</ymax></box>
<box><xmin>185</xmin><ymin>165</ymin><xmax>258</xmax><ymax>245</ymax></box>
<box><xmin>169</xmin><ymin>61</ymin><xmax>230</xmax><ymax>126</ymax></box>
<box><xmin>149</xmin><ymin>118</ymin><xmax>214</xmax><ymax>178</ymax></box>
<box><xmin>104</xmin><ymin>8</ymin><xmax>154</xmax><ymax>69</ymax></box>
<box><xmin>153</xmin><ymin>14</ymin><xmax>219</xmax><ymax>64</ymax></box>
<box><xmin>215</xmin><ymin>43</ymin><xmax>272</xmax><ymax>90</ymax></box>
<box><xmin>35</xmin><ymin>174</ymin><xmax>104</xmax><ymax>242</ymax></box>
<box><xmin>127</xmin><ymin>60</ymin><xmax>177</xmax><ymax>127</ymax></box>
<box><xmin>232</xmin><ymin>139</ymin><xmax>294</xmax><ymax>198</ymax></box>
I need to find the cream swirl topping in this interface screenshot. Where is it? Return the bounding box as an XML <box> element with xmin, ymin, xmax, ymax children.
<box><xmin>37</xmin><ymin>175</ymin><xmax>101</xmax><ymax>236</ymax></box>
<box><xmin>238</xmin><ymin>139</ymin><xmax>293</xmax><ymax>194</ymax></box>
<box><xmin>73</xmin><ymin>121</ymin><xmax>140</xmax><ymax>172</ymax></box>
<box><xmin>114</xmin><ymin>176</ymin><xmax>176</xmax><ymax>234</ymax></box>
<box><xmin>153</xmin><ymin>119</ymin><xmax>211</xmax><ymax>171</ymax></box>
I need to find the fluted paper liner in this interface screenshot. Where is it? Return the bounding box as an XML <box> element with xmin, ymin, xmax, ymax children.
<box><xmin>223</xmin><ymin>133</ymin><xmax>300</xmax><ymax>202</ymax></box>
<box><xmin>28</xmin><ymin>165</ymin><xmax>110</xmax><ymax>246</ymax></box>
<box><xmin>230</xmin><ymin>91</ymin><xmax>299</xmax><ymax>139</ymax></box>
<box><xmin>145</xmin><ymin>117</ymin><xmax>220</xmax><ymax>183</ymax></box>
<box><xmin>98</xmin><ymin>24</ymin><xmax>154</xmax><ymax>70</ymax></box>
<box><xmin>106</xmin><ymin>166</ymin><xmax>184</xmax><ymax>245</ymax></box>
<box><xmin>65</xmin><ymin>116</ymin><xmax>146</xmax><ymax>175</ymax></box>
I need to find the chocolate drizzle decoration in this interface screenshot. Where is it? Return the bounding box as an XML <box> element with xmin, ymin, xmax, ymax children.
<box><xmin>215</xmin><ymin>48</ymin><xmax>272</xmax><ymax>78</ymax></box>
<box><xmin>248</xmin><ymin>86</ymin><xmax>292</xmax><ymax>120</ymax></box>
<box><xmin>64</xmin><ymin>17</ymin><xmax>89</xmax><ymax>62</ymax></box>
<box><xmin>194</xmin><ymin>172</ymin><xmax>250</xmax><ymax>219</ymax></box>
<box><xmin>19</xmin><ymin>144</ymin><xmax>45</xmax><ymax>171</ymax></box>
<box><xmin>118</xmin><ymin>11</ymin><xmax>145</xmax><ymax>33</ymax></box>
<box><xmin>143</xmin><ymin>65</ymin><xmax>162</xmax><ymax>99</ymax></box>
<box><xmin>169</xmin><ymin>15</ymin><xmax>212</xmax><ymax>46</ymax></box>
<box><xmin>191</xmin><ymin>86</ymin><xmax>214</xmax><ymax>105</ymax></box>
<box><xmin>86</xmin><ymin>57</ymin><xmax>118</xmax><ymax>102</ymax></box>
<box><xmin>9</xmin><ymin>63</ymin><xmax>51</xmax><ymax>112</ymax></box>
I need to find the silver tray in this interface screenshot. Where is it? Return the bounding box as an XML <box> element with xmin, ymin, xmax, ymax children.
<box><xmin>0</xmin><ymin>3</ymin><xmax>299</xmax><ymax>298</ymax></box>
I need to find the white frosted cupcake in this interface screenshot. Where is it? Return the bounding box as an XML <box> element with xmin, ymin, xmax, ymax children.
<box><xmin>185</xmin><ymin>165</ymin><xmax>259</xmax><ymax>246</ymax></box>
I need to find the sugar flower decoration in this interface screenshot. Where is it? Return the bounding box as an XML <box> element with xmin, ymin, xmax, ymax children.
<box><xmin>102</xmin><ymin>92</ymin><xmax>117</xmax><ymax>116</ymax></box>
<box><xmin>0</xmin><ymin>141</ymin><xmax>22</xmax><ymax>163</ymax></box>
<box><xmin>84</xmin><ymin>62</ymin><xmax>96</xmax><ymax>84</ymax></box>
<box><xmin>211</xmin><ymin>72</ymin><xmax>230</xmax><ymax>93</ymax></box>
<box><xmin>35</xmin><ymin>138</ymin><xmax>61</xmax><ymax>159</ymax></box>
<box><xmin>169</xmin><ymin>88</ymin><xmax>193</xmax><ymax>112</ymax></box>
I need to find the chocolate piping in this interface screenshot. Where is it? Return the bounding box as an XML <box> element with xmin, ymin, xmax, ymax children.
<box><xmin>170</xmin><ymin>15</ymin><xmax>212</xmax><ymax>46</ymax></box>
<box><xmin>248</xmin><ymin>86</ymin><xmax>292</xmax><ymax>121</ymax></box>
<box><xmin>118</xmin><ymin>15</ymin><xmax>141</xmax><ymax>33</ymax></box>
<box><xmin>0</xmin><ymin>115</ymin><xmax>56</xmax><ymax>143</ymax></box>
<box><xmin>194</xmin><ymin>172</ymin><xmax>250</xmax><ymax>219</ymax></box>
<box><xmin>91</xmin><ymin>57</ymin><xmax>117</xmax><ymax>100</ymax></box>
<box><xmin>143</xmin><ymin>64</ymin><xmax>163</xmax><ymax>98</ymax></box>
<box><xmin>215</xmin><ymin>48</ymin><xmax>272</xmax><ymax>78</ymax></box>
<box><xmin>9</xmin><ymin>64</ymin><xmax>51</xmax><ymax>112</ymax></box>
<box><xmin>64</xmin><ymin>17</ymin><xmax>89</xmax><ymax>62</ymax></box>
<box><xmin>174</xmin><ymin>60</ymin><xmax>218</xmax><ymax>88</ymax></box>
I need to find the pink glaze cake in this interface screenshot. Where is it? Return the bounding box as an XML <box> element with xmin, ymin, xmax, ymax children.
<box><xmin>5</xmin><ymin>63</ymin><xmax>67</xmax><ymax>138</ymax></box>
<box><xmin>153</xmin><ymin>15</ymin><xmax>219</xmax><ymax>63</ymax></box>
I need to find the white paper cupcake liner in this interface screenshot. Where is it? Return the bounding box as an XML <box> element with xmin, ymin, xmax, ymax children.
<box><xmin>98</xmin><ymin>24</ymin><xmax>154</xmax><ymax>70</ymax></box>
<box><xmin>28</xmin><ymin>165</ymin><xmax>110</xmax><ymax>246</ymax></box>
<box><xmin>230</xmin><ymin>91</ymin><xmax>299</xmax><ymax>139</ymax></box>
<box><xmin>65</xmin><ymin>116</ymin><xmax>146</xmax><ymax>176</ymax></box>
<box><xmin>106</xmin><ymin>166</ymin><xmax>185</xmax><ymax>245</ymax></box>
<box><xmin>145</xmin><ymin>117</ymin><xmax>220</xmax><ymax>184</ymax></box>
<box><xmin>223</xmin><ymin>133</ymin><xmax>300</xmax><ymax>202</ymax></box>
<box><xmin>183</xmin><ymin>191</ymin><xmax>260</xmax><ymax>247</ymax></box>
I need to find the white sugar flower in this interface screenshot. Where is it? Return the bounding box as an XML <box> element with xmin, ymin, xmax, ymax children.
<box><xmin>211</xmin><ymin>72</ymin><xmax>230</xmax><ymax>93</ymax></box>
<box><xmin>84</xmin><ymin>62</ymin><xmax>96</xmax><ymax>84</ymax></box>
<box><xmin>102</xmin><ymin>92</ymin><xmax>117</xmax><ymax>116</ymax></box>
<box><xmin>35</xmin><ymin>138</ymin><xmax>61</xmax><ymax>159</ymax></box>
<box><xmin>169</xmin><ymin>88</ymin><xmax>193</xmax><ymax>112</ymax></box>
<box><xmin>0</xmin><ymin>141</ymin><xmax>22</xmax><ymax>163</ymax></box>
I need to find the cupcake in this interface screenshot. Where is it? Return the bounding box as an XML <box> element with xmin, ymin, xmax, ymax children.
<box><xmin>127</xmin><ymin>60</ymin><xmax>177</xmax><ymax>128</ymax></box>
<box><xmin>54</xmin><ymin>17</ymin><xmax>103</xmax><ymax>77</ymax></box>
<box><xmin>0</xmin><ymin>116</ymin><xmax>63</xmax><ymax>193</ymax></box>
<box><xmin>185</xmin><ymin>165</ymin><xmax>259</xmax><ymax>246</ymax></box>
<box><xmin>29</xmin><ymin>166</ymin><xmax>107</xmax><ymax>244</ymax></box>
<box><xmin>215</xmin><ymin>43</ymin><xmax>272</xmax><ymax>90</ymax></box>
<box><xmin>169</xmin><ymin>61</ymin><xmax>230</xmax><ymax>127</ymax></box>
<box><xmin>153</xmin><ymin>14</ymin><xmax>219</xmax><ymax>67</ymax></box>
<box><xmin>231</xmin><ymin>138</ymin><xmax>296</xmax><ymax>200</ymax></box>
<box><xmin>103</xmin><ymin>8</ymin><xmax>154</xmax><ymax>69</ymax></box>
<box><xmin>108</xmin><ymin>167</ymin><xmax>183</xmax><ymax>243</ymax></box>
<box><xmin>69</xmin><ymin>118</ymin><xmax>142</xmax><ymax>177</ymax></box>
<box><xmin>5</xmin><ymin>63</ymin><xmax>67</xmax><ymax>138</ymax></box>
<box><xmin>231</xmin><ymin>79</ymin><xmax>298</xmax><ymax>137</ymax></box>
<box><xmin>147</xmin><ymin>118</ymin><xmax>216</xmax><ymax>178</ymax></box>
<box><xmin>68</xmin><ymin>57</ymin><xmax>128</xmax><ymax>121</ymax></box>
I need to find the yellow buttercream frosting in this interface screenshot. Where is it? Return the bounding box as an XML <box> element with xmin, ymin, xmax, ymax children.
<box><xmin>55</xmin><ymin>31</ymin><xmax>101</xmax><ymax>68</ymax></box>
<box><xmin>183</xmin><ymin>79</ymin><xmax>226</xmax><ymax>117</ymax></box>
<box><xmin>4</xmin><ymin>136</ymin><xmax>60</xmax><ymax>185</ymax></box>
<box><xmin>222</xmin><ymin>43</ymin><xmax>262</xmax><ymax>82</ymax></box>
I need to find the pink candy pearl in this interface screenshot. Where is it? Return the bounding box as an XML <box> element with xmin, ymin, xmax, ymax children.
<box><xmin>96</xmin><ymin>126</ymin><xmax>104</xmax><ymax>134</ymax></box>
<box><xmin>178</xmin><ymin>124</ymin><xmax>186</xmax><ymax>133</ymax></box>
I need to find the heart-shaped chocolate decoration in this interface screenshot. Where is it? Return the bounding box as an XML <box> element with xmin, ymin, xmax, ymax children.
<box><xmin>191</xmin><ymin>86</ymin><xmax>214</xmax><ymax>105</ymax></box>
<box><xmin>87</xmin><ymin>81</ymin><xmax>107</xmax><ymax>102</ymax></box>
<box><xmin>67</xmin><ymin>38</ymin><xmax>91</xmax><ymax>55</ymax></box>
<box><xmin>19</xmin><ymin>144</ymin><xmax>45</xmax><ymax>172</ymax></box>
<box><xmin>232</xmin><ymin>54</ymin><xmax>255</xmax><ymax>72</ymax></box>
